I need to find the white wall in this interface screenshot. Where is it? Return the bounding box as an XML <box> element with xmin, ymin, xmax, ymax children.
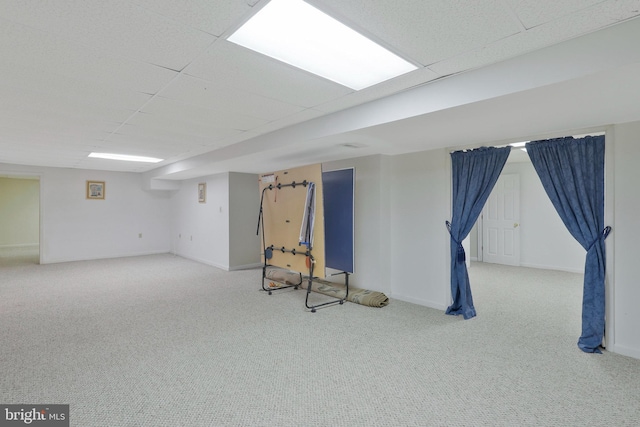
<box><xmin>228</xmin><ymin>172</ymin><xmax>261</xmax><ymax>270</ymax></box>
<box><xmin>323</xmin><ymin>151</ymin><xmax>450</xmax><ymax>309</ymax></box>
<box><xmin>41</xmin><ymin>168</ymin><xmax>172</xmax><ymax>263</ymax></box>
<box><xmin>170</xmin><ymin>172</ymin><xmax>260</xmax><ymax>270</ymax></box>
<box><xmin>0</xmin><ymin>177</ymin><xmax>39</xmax><ymax>248</ymax></box>
<box><xmin>242</xmin><ymin>154</ymin><xmax>449</xmax><ymax>309</ymax></box>
<box><xmin>389</xmin><ymin>149</ymin><xmax>450</xmax><ymax>309</ymax></box>
<box><xmin>611</xmin><ymin>121</ymin><xmax>640</xmax><ymax>359</ymax></box>
<box><xmin>0</xmin><ymin>163</ymin><xmax>172</xmax><ymax>263</ymax></box>
<box><xmin>322</xmin><ymin>155</ymin><xmax>392</xmax><ymax>294</ymax></box>
<box><xmin>171</xmin><ymin>173</ymin><xmax>230</xmax><ymax>269</ymax></box>
<box><xmin>0</xmin><ymin>164</ymin><xmax>259</xmax><ymax>272</ymax></box>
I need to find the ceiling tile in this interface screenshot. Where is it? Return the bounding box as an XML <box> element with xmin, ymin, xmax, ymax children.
<box><xmin>0</xmin><ymin>117</ymin><xmax>115</xmax><ymax>144</ymax></box>
<box><xmin>429</xmin><ymin>2</ymin><xmax>640</xmax><ymax>77</ymax></box>
<box><xmin>101</xmin><ymin>134</ymin><xmax>201</xmax><ymax>153</ymax></box>
<box><xmin>0</xmin><ymin>86</ymin><xmax>134</xmax><ymax>125</ymax></box>
<box><xmin>0</xmin><ymin>89</ymin><xmax>121</xmax><ymax>124</ymax></box>
<box><xmin>117</xmin><ymin>119</ymin><xmax>244</xmax><ymax>146</ymax></box>
<box><xmin>185</xmin><ymin>40</ymin><xmax>353</xmax><ymax>108</ymax></box>
<box><xmin>504</xmin><ymin>0</ymin><xmax>605</xmax><ymax>28</ymax></box>
<box><xmin>131</xmin><ymin>0</ymin><xmax>253</xmax><ymax>36</ymax></box>
<box><xmin>315</xmin><ymin>0</ymin><xmax>522</xmax><ymax>65</ymax></box>
<box><xmin>0</xmin><ymin>0</ymin><xmax>215</xmax><ymax>71</ymax></box>
<box><xmin>159</xmin><ymin>75</ymin><xmax>306</xmax><ymax>121</ymax></box>
<box><xmin>0</xmin><ymin>140</ymin><xmax>96</xmax><ymax>151</ymax></box>
<box><xmin>0</xmin><ymin>19</ymin><xmax>178</xmax><ymax>95</ymax></box>
<box><xmin>581</xmin><ymin>0</ymin><xmax>640</xmax><ymax>24</ymax></box>
<box><xmin>0</xmin><ymin>62</ymin><xmax>152</xmax><ymax>112</ymax></box>
<box><xmin>0</xmin><ymin>142</ymin><xmax>93</xmax><ymax>168</ymax></box>
<box><xmin>240</xmin><ymin>108</ymin><xmax>328</xmax><ymax>137</ymax></box>
<box><xmin>141</xmin><ymin>97</ymin><xmax>268</xmax><ymax>131</ymax></box>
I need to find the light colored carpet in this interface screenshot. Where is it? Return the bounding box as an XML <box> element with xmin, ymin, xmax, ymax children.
<box><xmin>1</xmin><ymin>255</ymin><xmax>639</xmax><ymax>426</ymax></box>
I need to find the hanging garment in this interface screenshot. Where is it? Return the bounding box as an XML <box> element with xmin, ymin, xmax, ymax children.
<box><xmin>299</xmin><ymin>182</ymin><xmax>315</xmax><ymax>249</ymax></box>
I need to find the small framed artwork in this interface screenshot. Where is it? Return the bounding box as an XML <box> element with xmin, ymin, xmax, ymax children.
<box><xmin>198</xmin><ymin>183</ymin><xmax>206</xmax><ymax>203</ymax></box>
<box><xmin>86</xmin><ymin>181</ymin><xmax>105</xmax><ymax>200</ymax></box>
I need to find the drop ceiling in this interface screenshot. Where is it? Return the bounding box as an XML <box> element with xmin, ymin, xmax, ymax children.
<box><xmin>1</xmin><ymin>0</ymin><xmax>639</xmax><ymax>179</ymax></box>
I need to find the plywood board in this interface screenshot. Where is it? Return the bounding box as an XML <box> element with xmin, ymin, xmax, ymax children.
<box><xmin>259</xmin><ymin>164</ymin><xmax>325</xmax><ymax>278</ymax></box>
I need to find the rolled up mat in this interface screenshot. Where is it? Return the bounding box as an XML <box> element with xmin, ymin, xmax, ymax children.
<box><xmin>264</xmin><ymin>267</ymin><xmax>389</xmax><ymax>307</ymax></box>
<box><xmin>307</xmin><ymin>278</ymin><xmax>389</xmax><ymax>308</ymax></box>
<box><xmin>265</xmin><ymin>267</ymin><xmax>302</xmax><ymax>286</ymax></box>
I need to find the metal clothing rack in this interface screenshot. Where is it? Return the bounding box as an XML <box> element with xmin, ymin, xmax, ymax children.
<box><xmin>257</xmin><ymin>180</ymin><xmax>349</xmax><ymax>312</ymax></box>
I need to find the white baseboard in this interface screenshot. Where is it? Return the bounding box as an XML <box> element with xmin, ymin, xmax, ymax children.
<box><xmin>0</xmin><ymin>243</ymin><xmax>38</xmax><ymax>248</ymax></box>
<box><xmin>0</xmin><ymin>243</ymin><xmax>39</xmax><ymax>255</ymax></box>
<box><xmin>41</xmin><ymin>250</ymin><xmax>168</xmax><ymax>264</ymax></box>
<box><xmin>175</xmin><ymin>253</ymin><xmax>229</xmax><ymax>271</ymax></box>
<box><xmin>229</xmin><ymin>263</ymin><xmax>262</xmax><ymax>271</ymax></box>
<box><xmin>172</xmin><ymin>254</ymin><xmax>260</xmax><ymax>271</ymax></box>
<box><xmin>390</xmin><ymin>293</ymin><xmax>447</xmax><ymax>311</ymax></box>
<box><xmin>607</xmin><ymin>343</ymin><xmax>640</xmax><ymax>360</ymax></box>
<box><xmin>519</xmin><ymin>262</ymin><xmax>583</xmax><ymax>274</ymax></box>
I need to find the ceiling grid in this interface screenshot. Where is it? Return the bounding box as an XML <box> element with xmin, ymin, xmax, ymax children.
<box><xmin>0</xmin><ymin>0</ymin><xmax>638</xmax><ymax>176</ymax></box>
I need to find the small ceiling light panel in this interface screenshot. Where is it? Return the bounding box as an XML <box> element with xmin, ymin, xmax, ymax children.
<box><xmin>509</xmin><ymin>141</ymin><xmax>528</xmax><ymax>147</ymax></box>
<box><xmin>228</xmin><ymin>0</ymin><xmax>418</xmax><ymax>90</ymax></box>
<box><xmin>509</xmin><ymin>141</ymin><xmax>528</xmax><ymax>152</ymax></box>
<box><xmin>89</xmin><ymin>152</ymin><xmax>164</xmax><ymax>163</ymax></box>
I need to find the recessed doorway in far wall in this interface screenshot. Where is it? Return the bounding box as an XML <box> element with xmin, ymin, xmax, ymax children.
<box><xmin>467</xmin><ymin>132</ymin><xmax>609</xmax><ymax>349</ymax></box>
<box><xmin>471</xmin><ymin>140</ymin><xmax>587</xmax><ymax>274</ymax></box>
<box><xmin>0</xmin><ymin>175</ymin><xmax>41</xmax><ymax>267</ymax></box>
<box><xmin>467</xmin><ymin>144</ymin><xmax>585</xmax><ymax>351</ymax></box>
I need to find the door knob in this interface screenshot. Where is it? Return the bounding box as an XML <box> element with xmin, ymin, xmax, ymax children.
<box><xmin>514</xmin><ymin>223</ymin><xmax>519</xmax><ymax>228</ymax></box>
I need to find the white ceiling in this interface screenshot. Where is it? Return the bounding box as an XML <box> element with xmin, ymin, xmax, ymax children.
<box><xmin>1</xmin><ymin>0</ymin><xmax>639</xmax><ymax>179</ymax></box>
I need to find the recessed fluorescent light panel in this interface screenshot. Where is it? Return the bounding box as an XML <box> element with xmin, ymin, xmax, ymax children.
<box><xmin>89</xmin><ymin>153</ymin><xmax>164</xmax><ymax>163</ymax></box>
<box><xmin>227</xmin><ymin>0</ymin><xmax>418</xmax><ymax>90</ymax></box>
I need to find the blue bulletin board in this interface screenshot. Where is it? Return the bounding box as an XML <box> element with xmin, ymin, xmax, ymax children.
<box><xmin>322</xmin><ymin>168</ymin><xmax>354</xmax><ymax>273</ymax></box>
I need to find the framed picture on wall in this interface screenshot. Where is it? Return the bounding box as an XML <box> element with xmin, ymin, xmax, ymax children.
<box><xmin>198</xmin><ymin>183</ymin><xmax>206</xmax><ymax>203</ymax></box>
<box><xmin>86</xmin><ymin>181</ymin><xmax>105</xmax><ymax>200</ymax></box>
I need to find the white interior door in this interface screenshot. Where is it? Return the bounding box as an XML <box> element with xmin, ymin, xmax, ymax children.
<box><xmin>483</xmin><ymin>174</ymin><xmax>520</xmax><ymax>266</ymax></box>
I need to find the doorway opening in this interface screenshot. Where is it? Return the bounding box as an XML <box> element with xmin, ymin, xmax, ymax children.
<box><xmin>0</xmin><ymin>174</ymin><xmax>41</xmax><ymax>267</ymax></box>
<box><xmin>467</xmin><ymin>132</ymin><xmax>607</xmax><ymax>347</ymax></box>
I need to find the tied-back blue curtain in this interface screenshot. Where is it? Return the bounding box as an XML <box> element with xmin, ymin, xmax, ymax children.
<box><xmin>446</xmin><ymin>146</ymin><xmax>511</xmax><ymax>319</ymax></box>
<box><xmin>526</xmin><ymin>136</ymin><xmax>610</xmax><ymax>353</ymax></box>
